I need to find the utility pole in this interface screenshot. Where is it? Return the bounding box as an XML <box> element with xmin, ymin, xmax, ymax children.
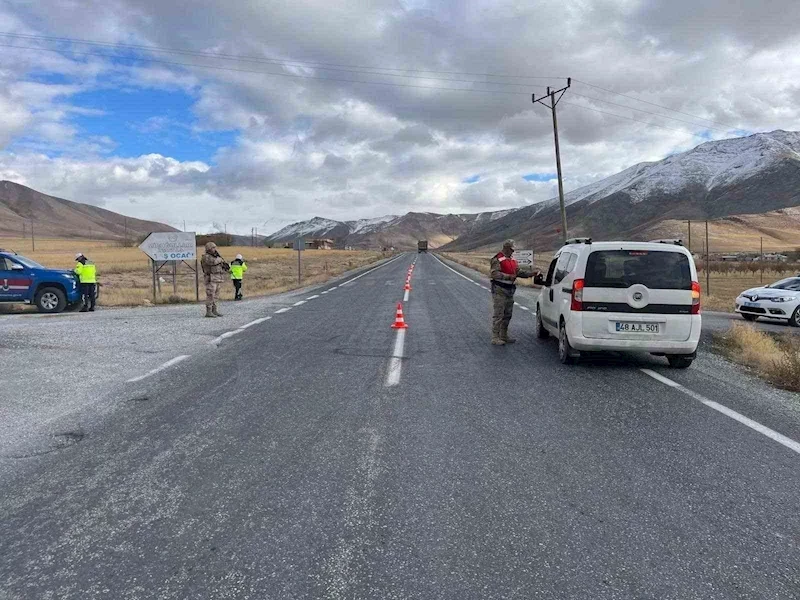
<box><xmin>124</xmin><ymin>216</ymin><xmax>129</xmax><ymax>247</ymax></box>
<box><xmin>22</xmin><ymin>221</ymin><xmax>26</xmax><ymax>239</ymax></box>
<box><xmin>31</xmin><ymin>219</ymin><xmax>35</xmax><ymax>252</ymax></box>
<box><xmin>533</xmin><ymin>78</ymin><xmax>571</xmax><ymax>244</ymax></box>
<box><xmin>183</xmin><ymin>220</ymin><xmax>186</xmax><ymax>232</ymax></box>
<box><xmin>760</xmin><ymin>236</ymin><xmax>764</xmax><ymax>284</ymax></box>
<box><xmin>687</xmin><ymin>220</ymin><xmax>691</xmax><ymax>253</ymax></box>
<box><xmin>705</xmin><ymin>220</ymin><xmax>710</xmax><ymax>295</ymax></box>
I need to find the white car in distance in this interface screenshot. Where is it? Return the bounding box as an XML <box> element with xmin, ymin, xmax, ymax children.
<box><xmin>534</xmin><ymin>239</ymin><xmax>702</xmax><ymax>368</ymax></box>
<box><xmin>735</xmin><ymin>276</ymin><xmax>800</xmax><ymax>326</ymax></box>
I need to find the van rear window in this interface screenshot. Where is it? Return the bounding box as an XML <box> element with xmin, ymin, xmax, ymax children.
<box><xmin>584</xmin><ymin>250</ymin><xmax>692</xmax><ymax>290</ymax></box>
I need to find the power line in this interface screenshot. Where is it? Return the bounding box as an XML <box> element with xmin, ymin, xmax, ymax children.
<box><xmin>573</xmin><ymin>78</ymin><xmax>740</xmax><ymax>131</ymax></box>
<box><xmin>570</xmin><ymin>91</ymin><xmax>733</xmax><ymax>133</ymax></box>
<box><xmin>0</xmin><ymin>42</ymin><xmax>545</xmax><ymax>96</ymax></box>
<box><xmin>0</xmin><ymin>31</ymin><xmax>564</xmax><ymax>82</ymax></box>
<box><xmin>561</xmin><ymin>101</ymin><xmax>695</xmax><ymax>135</ymax></box>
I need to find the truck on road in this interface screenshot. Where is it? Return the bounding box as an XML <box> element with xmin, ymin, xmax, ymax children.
<box><xmin>417</xmin><ymin>240</ymin><xmax>428</xmax><ymax>253</ymax></box>
<box><xmin>0</xmin><ymin>249</ymin><xmax>83</xmax><ymax>313</ymax></box>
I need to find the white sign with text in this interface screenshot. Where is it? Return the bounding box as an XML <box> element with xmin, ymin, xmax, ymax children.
<box><xmin>139</xmin><ymin>232</ymin><xmax>197</xmax><ymax>261</ymax></box>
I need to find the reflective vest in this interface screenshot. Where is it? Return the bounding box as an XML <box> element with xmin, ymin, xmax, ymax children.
<box><xmin>74</xmin><ymin>262</ymin><xmax>97</xmax><ymax>284</ymax></box>
<box><xmin>230</xmin><ymin>261</ymin><xmax>247</xmax><ymax>280</ymax></box>
<box><xmin>495</xmin><ymin>253</ymin><xmax>518</xmax><ymax>276</ymax></box>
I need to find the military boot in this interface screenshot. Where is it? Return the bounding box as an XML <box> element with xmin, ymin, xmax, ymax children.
<box><xmin>501</xmin><ymin>327</ymin><xmax>517</xmax><ymax>344</ymax></box>
<box><xmin>211</xmin><ymin>303</ymin><xmax>223</xmax><ymax>317</ymax></box>
<box><xmin>204</xmin><ymin>306</ymin><xmax>214</xmax><ymax>318</ymax></box>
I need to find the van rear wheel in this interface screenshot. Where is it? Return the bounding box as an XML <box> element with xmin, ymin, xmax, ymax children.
<box><xmin>667</xmin><ymin>355</ymin><xmax>693</xmax><ymax>369</ymax></box>
<box><xmin>558</xmin><ymin>321</ymin><xmax>578</xmax><ymax>365</ymax></box>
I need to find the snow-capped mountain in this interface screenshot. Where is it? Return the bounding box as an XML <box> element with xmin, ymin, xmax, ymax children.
<box><xmin>445</xmin><ymin>130</ymin><xmax>800</xmax><ymax>251</ymax></box>
<box><xmin>265</xmin><ymin>210</ymin><xmax>511</xmax><ymax>249</ymax></box>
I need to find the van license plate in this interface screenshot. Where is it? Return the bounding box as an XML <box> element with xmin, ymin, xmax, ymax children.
<box><xmin>615</xmin><ymin>322</ymin><xmax>659</xmax><ymax>333</ymax></box>
<box><xmin>743</xmin><ymin>301</ymin><xmax>760</xmax><ymax>308</ymax></box>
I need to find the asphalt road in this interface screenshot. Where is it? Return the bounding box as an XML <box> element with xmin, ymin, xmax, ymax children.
<box><xmin>2</xmin><ymin>252</ymin><xmax>799</xmax><ymax>599</ymax></box>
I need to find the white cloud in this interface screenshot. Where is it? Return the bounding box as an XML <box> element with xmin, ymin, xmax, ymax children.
<box><xmin>0</xmin><ymin>0</ymin><xmax>799</xmax><ymax>233</ymax></box>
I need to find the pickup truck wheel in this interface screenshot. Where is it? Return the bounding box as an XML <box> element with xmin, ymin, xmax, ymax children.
<box><xmin>35</xmin><ymin>287</ymin><xmax>66</xmax><ymax>313</ymax></box>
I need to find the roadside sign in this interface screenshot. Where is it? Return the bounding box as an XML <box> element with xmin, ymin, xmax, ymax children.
<box><xmin>139</xmin><ymin>232</ymin><xmax>197</xmax><ymax>261</ymax></box>
<box><xmin>295</xmin><ymin>238</ymin><xmax>305</xmax><ymax>251</ymax></box>
<box><xmin>514</xmin><ymin>249</ymin><xmax>534</xmax><ymax>269</ymax></box>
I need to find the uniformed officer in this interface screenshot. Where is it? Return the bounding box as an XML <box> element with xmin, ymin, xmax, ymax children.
<box><xmin>489</xmin><ymin>239</ymin><xmax>538</xmax><ymax>345</ymax></box>
<box><xmin>230</xmin><ymin>254</ymin><xmax>248</xmax><ymax>300</ymax></box>
<box><xmin>74</xmin><ymin>253</ymin><xmax>98</xmax><ymax>312</ymax></box>
<box><xmin>200</xmin><ymin>242</ymin><xmax>229</xmax><ymax>317</ymax></box>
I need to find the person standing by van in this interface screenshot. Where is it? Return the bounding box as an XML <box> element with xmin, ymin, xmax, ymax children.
<box><xmin>230</xmin><ymin>254</ymin><xmax>247</xmax><ymax>300</ymax></box>
<box><xmin>489</xmin><ymin>239</ymin><xmax>538</xmax><ymax>345</ymax></box>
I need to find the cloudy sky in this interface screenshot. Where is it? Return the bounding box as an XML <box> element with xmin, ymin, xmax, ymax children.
<box><xmin>1</xmin><ymin>0</ymin><xmax>798</xmax><ymax>235</ymax></box>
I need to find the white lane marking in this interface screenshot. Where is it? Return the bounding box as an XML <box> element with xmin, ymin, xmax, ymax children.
<box><xmin>385</xmin><ymin>329</ymin><xmax>406</xmax><ymax>387</ymax></box>
<box><xmin>293</xmin><ymin>300</ymin><xmax>307</xmax><ymax>306</ymax></box>
<box><xmin>341</xmin><ymin>253</ymin><xmax>405</xmax><ymax>286</ymax></box>
<box><xmin>306</xmin><ymin>294</ymin><xmax>320</xmax><ymax>300</ymax></box>
<box><xmin>275</xmin><ymin>307</ymin><xmax>292</xmax><ymax>314</ymax></box>
<box><xmin>127</xmin><ymin>355</ymin><xmax>190</xmax><ymax>383</ymax></box>
<box><xmin>519</xmin><ymin>306</ymin><xmax>530</xmax><ymax>311</ymax></box>
<box><xmin>431</xmin><ymin>253</ymin><xmax>477</xmax><ymax>283</ymax></box>
<box><xmin>640</xmin><ymin>369</ymin><xmax>800</xmax><ymax>455</ymax></box>
<box><xmin>321</xmin><ymin>290</ymin><xmax>330</xmax><ymax>295</ymax></box>
<box><xmin>480</xmin><ymin>286</ymin><xmax>489</xmax><ymax>290</ymax></box>
<box><xmin>514</xmin><ymin>302</ymin><xmax>521</xmax><ymax>306</ymax></box>
<box><xmin>330</xmin><ymin>286</ymin><xmax>338</xmax><ymax>289</ymax></box>
<box><xmin>403</xmin><ymin>290</ymin><xmax>410</xmax><ymax>302</ymax></box>
<box><xmin>239</xmin><ymin>316</ymin><xmax>271</xmax><ymax>329</ymax></box>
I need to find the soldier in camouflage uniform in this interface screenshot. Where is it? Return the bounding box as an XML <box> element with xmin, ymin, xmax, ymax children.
<box><xmin>489</xmin><ymin>239</ymin><xmax>538</xmax><ymax>345</ymax></box>
<box><xmin>200</xmin><ymin>242</ymin><xmax>229</xmax><ymax>318</ymax></box>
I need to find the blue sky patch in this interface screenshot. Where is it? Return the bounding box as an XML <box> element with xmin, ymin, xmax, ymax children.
<box><xmin>67</xmin><ymin>87</ymin><xmax>236</xmax><ymax>162</ymax></box>
<box><xmin>462</xmin><ymin>174</ymin><xmax>480</xmax><ymax>184</ymax></box>
<box><xmin>523</xmin><ymin>172</ymin><xmax>556</xmax><ymax>182</ymax></box>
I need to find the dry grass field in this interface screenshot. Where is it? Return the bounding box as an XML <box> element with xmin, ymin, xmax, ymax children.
<box><xmin>0</xmin><ymin>237</ymin><xmax>389</xmax><ymax>308</ymax></box>
<box><xmin>443</xmin><ymin>251</ymin><xmax>800</xmax><ymax>312</ymax></box>
<box><xmin>717</xmin><ymin>323</ymin><xmax>800</xmax><ymax>392</ymax></box>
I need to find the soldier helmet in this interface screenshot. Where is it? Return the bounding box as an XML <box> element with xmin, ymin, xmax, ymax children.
<box><xmin>502</xmin><ymin>239</ymin><xmax>515</xmax><ymax>251</ymax></box>
<box><xmin>235</xmin><ymin>254</ymin><xmax>243</xmax><ymax>260</ymax></box>
<box><xmin>75</xmin><ymin>252</ymin><xmax>84</xmax><ymax>260</ymax></box>
<box><xmin>205</xmin><ymin>242</ymin><xmax>217</xmax><ymax>252</ymax></box>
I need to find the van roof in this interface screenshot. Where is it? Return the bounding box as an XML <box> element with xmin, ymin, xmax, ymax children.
<box><xmin>562</xmin><ymin>241</ymin><xmax>690</xmax><ymax>253</ymax></box>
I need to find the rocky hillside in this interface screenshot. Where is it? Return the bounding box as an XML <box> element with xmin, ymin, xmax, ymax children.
<box><xmin>443</xmin><ymin>130</ymin><xmax>800</xmax><ymax>252</ymax></box>
<box><xmin>0</xmin><ymin>180</ymin><xmax>177</xmax><ymax>240</ymax></box>
<box><xmin>266</xmin><ymin>210</ymin><xmax>513</xmax><ymax>250</ymax></box>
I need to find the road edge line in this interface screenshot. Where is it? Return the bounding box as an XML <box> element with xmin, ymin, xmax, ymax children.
<box><xmin>127</xmin><ymin>355</ymin><xmax>191</xmax><ymax>383</ymax></box>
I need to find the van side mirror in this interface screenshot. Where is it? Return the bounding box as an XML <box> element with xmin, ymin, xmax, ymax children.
<box><xmin>533</xmin><ymin>273</ymin><xmax>544</xmax><ymax>286</ymax></box>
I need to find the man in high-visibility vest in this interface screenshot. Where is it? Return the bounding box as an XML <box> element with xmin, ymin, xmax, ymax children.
<box><xmin>74</xmin><ymin>253</ymin><xmax>98</xmax><ymax>312</ymax></box>
<box><xmin>230</xmin><ymin>254</ymin><xmax>247</xmax><ymax>300</ymax></box>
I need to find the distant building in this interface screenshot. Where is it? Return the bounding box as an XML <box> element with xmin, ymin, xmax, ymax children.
<box><xmin>310</xmin><ymin>238</ymin><xmax>335</xmax><ymax>250</ymax></box>
<box><xmin>764</xmin><ymin>253</ymin><xmax>789</xmax><ymax>262</ymax></box>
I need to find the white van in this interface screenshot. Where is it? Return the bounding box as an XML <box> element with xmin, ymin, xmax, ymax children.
<box><xmin>533</xmin><ymin>239</ymin><xmax>701</xmax><ymax>367</ymax></box>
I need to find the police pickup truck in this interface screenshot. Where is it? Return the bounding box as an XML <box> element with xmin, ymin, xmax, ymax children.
<box><xmin>0</xmin><ymin>249</ymin><xmax>83</xmax><ymax>313</ymax></box>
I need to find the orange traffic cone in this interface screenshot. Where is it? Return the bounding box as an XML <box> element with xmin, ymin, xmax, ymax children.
<box><xmin>391</xmin><ymin>302</ymin><xmax>409</xmax><ymax>329</ymax></box>
<box><xmin>404</xmin><ymin>281</ymin><xmax>412</xmax><ymax>291</ymax></box>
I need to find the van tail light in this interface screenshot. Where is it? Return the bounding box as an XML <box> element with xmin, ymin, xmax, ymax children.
<box><xmin>691</xmin><ymin>281</ymin><xmax>701</xmax><ymax>315</ymax></box>
<box><xmin>571</xmin><ymin>279</ymin><xmax>585</xmax><ymax>311</ymax></box>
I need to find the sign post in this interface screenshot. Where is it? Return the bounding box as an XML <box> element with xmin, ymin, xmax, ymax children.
<box><xmin>296</xmin><ymin>238</ymin><xmax>304</xmax><ymax>285</ymax></box>
<box><xmin>139</xmin><ymin>232</ymin><xmax>198</xmax><ymax>302</ymax></box>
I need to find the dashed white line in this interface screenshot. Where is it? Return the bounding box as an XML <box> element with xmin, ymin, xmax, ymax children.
<box><xmin>275</xmin><ymin>307</ymin><xmax>292</xmax><ymax>314</ymax></box>
<box><xmin>293</xmin><ymin>300</ymin><xmax>307</xmax><ymax>306</ymax></box>
<box><xmin>519</xmin><ymin>306</ymin><xmax>530</xmax><ymax>311</ymax></box>
<box><xmin>330</xmin><ymin>286</ymin><xmax>338</xmax><ymax>289</ymax></box>
<box><xmin>640</xmin><ymin>368</ymin><xmax>800</xmax><ymax>455</ymax></box>
<box><xmin>321</xmin><ymin>290</ymin><xmax>330</xmax><ymax>295</ymax></box>
<box><xmin>403</xmin><ymin>289</ymin><xmax>410</xmax><ymax>302</ymax></box>
<box><xmin>127</xmin><ymin>355</ymin><xmax>190</xmax><ymax>383</ymax></box>
<box><xmin>307</xmin><ymin>294</ymin><xmax>320</xmax><ymax>300</ymax></box>
<box><xmin>385</xmin><ymin>329</ymin><xmax>406</xmax><ymax>387</ymax></box>
<box><xmin>239</xmin><ymin>316</ymin><xmax>271</xmax><ymax>329</ymax></box>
